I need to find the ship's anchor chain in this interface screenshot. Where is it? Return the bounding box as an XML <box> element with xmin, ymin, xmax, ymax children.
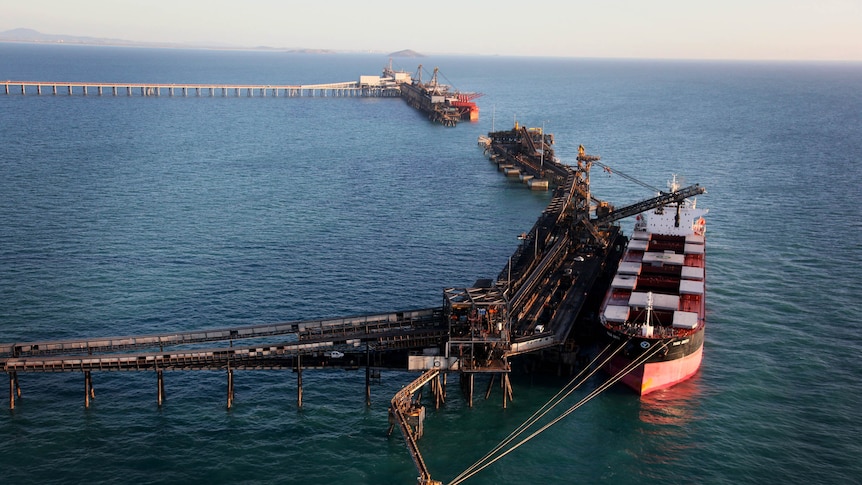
<box><xmin>447</xmin><ymin>339</ymin><xmax>674</xmax><ymax>485</ymax></box>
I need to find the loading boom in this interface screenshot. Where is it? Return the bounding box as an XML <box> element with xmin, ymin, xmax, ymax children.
<box><xmin>594</xmin><ymin>184</ymin><xmax>706</xmax><ymax>226</ymax></box>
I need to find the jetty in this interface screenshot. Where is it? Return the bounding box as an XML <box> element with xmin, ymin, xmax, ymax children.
<box><xmin>2</xmin><ymin>79</ymin><xmax>400</xmax><ymax>97</ymax></box>
<box><xmin>1</xmin><ymin>122</ymin><xmax>704</xmax><ymax>484</ymax></box>
<box><xmin>2</xmin><ymin>62</ymin><xmax>481</xmax><ymax>126</ymax></box>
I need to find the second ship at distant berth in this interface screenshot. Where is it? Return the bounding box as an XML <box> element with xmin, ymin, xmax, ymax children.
<box><xmin>383</xmin><ymin>61</ymin><xmax>481</xmax><ymax>126</ymax></box>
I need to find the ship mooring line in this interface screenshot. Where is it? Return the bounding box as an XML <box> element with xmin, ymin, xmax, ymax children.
<box><xmin>449</xmin><ymin>340</ymin><xmax>630</xmax><ymax>485</ymax></box>
<box><xmin>450</xmin><ymin>340</ymin><xmax>627</xmax><ymax>484</ymax></box>
<box><xmin>448</xmin><ymin>340</ymin><xmax>672</xmax><ymax>485</ymax></box>
<box><xmin>449</xmin><ymin>341</ymin><xmax>623</xmax><ymax>483</ymax></box>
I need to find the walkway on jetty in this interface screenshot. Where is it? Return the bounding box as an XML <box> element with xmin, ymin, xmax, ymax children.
<box><xmin>2</xmin><ymin>80</ymin><xmax>400</xmax><ymax>97</ymax></box>
<box><xmin>2</xmin><ymin>308</ymin><xmax>446</xmax><ymax>411</ymax></box>
<box><xmin>1</xmin><ymin>308</ymin><xmax>443</xmax><ymax>367</ymax></box>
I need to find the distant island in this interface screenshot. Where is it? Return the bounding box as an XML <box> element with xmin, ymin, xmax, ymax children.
<box><xmin>0</xmin><ymin>28</ymin><xmax>418</xmax><ymax>56</ymax></box>
<box><xmin>388</xmin><ymin>49</ymin><xmax>425</xmax><ymax>58</ymax></box>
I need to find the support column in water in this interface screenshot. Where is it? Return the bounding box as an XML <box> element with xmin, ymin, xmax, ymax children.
<box><xmin>8</xmin><ymin>373</ymin><xmax>19</xmax><ymax>410</ymax></box>
<box><xmin>157</xmin><ymin>369</ymin><xmax>165</xmax><ymax>407</ymax></box>
<box><xmin>84</xmin><ymin>371</ymin><xmax>94</xmax><ymax>408</ymax></box>
<box><xmin>296</xmin><ymin>353</ymin><xmax>303</xmax><ymax>408</ymax></box>
<box><xmin>226</xmin><ymin>367</ymin><xmax>235</xmax><ymax>409</ymax></box>
<box><xmin>365</xmin><ymin>346</ymin><xmax>372</xmax><ymax>406</ymax></box>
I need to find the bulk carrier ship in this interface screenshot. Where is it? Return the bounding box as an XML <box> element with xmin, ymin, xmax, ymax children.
<box><xmin>599</xmin><ymin>176</ymin><xmax>708</xmax><ymax>395</ymax></box>
<box><xmin>384</xmin><ymin>62</ymin><xmax>480</xmax><ymax>126</ymax></box>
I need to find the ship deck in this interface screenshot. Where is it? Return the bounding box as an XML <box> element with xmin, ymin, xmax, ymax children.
<box><xmin>601</xmin><ymin>229</ymin><xmax>705</xmax><ymax>338</ymax></box>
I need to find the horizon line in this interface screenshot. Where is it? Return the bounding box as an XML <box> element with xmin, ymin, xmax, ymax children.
<box><xmin>1</xmin><ymin>29</ymin><xmax>860</xmax><ymax>64</ymax></box>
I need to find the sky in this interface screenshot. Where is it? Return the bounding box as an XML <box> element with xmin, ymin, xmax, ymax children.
<box><xmin>1</xmin><ymin>0</ymin><xmax>860</xmax><ymax>61</ymax></box>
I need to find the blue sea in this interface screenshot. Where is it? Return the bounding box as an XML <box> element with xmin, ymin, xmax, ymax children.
<box><xmin>1</xmin><ymin>43</ymin><xmax>861</xmax><ymax>484</ymax></box>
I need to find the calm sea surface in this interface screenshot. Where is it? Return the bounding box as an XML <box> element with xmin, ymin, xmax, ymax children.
<box><xmin>1</xmin><ymin>44</ymin><xmax>861</xmax><ymax>484</ymax></box>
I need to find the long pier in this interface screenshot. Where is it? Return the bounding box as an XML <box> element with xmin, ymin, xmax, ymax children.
<box><xmin>2</xmin><ymin>80</ymin><xmax>400</xmax><ymax>97</ymax></box>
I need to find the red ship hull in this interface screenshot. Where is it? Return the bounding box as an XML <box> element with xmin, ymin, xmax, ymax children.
<box><xmin>606</xmin><ymin>337</ymin><xmax>703</xmax><ymax>395</ymax></box>
<box><xmin>451</xmin><ymin>100</ymin><xmax>479</xmax><ymax>121</ymax></box>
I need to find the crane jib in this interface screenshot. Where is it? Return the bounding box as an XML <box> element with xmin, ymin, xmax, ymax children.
<box><xmin>593</xmin><ymin>184</ymin><xmax>705</xmax><ymax>225</ymax></box>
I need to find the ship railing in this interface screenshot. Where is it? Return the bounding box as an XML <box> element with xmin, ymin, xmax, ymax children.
<box><xmin>607</xmin><ymin>321</ymin><xmax>698</xmax><ymax>339</ymax></box>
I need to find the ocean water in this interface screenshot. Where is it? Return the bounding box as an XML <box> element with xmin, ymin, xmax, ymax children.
<box><xmin>1</xmin><ymin>43</ymin><xmax>861</xmax><ymax>484</ymax></box>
